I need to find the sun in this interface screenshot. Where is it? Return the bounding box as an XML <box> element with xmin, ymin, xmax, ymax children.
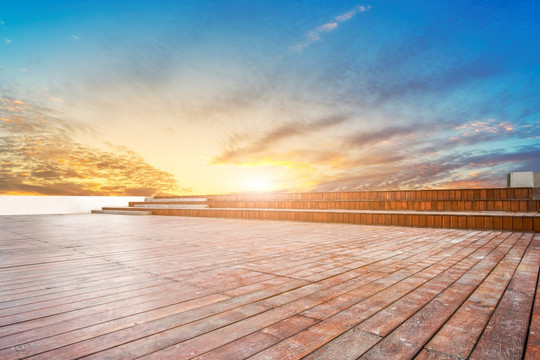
<box><xmin>244</xmin><ymin>176</ymin><xmax>273</xmax><ymax>192</ymax></box>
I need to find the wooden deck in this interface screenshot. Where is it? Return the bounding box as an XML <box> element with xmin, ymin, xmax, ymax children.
<box><xmin>0</xmin><ymin>214</ymin><xmax>539</xmax><ymax>359</ymax></box>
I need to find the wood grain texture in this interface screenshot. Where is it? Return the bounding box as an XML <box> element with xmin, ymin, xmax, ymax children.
<box><xmin>0</xmin><ymin>214</ymin><xmax>537</xmax><ymax>360</ymax></box>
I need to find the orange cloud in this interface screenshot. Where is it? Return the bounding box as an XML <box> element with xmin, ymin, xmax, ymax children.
<box><xmin>0</xmin><ymin>97</ymin><xmax>188</xmax><ymax>196</ymax></box>
<box><xmin>453</xmin><ymin>118</ymin><xmax>514</xmax><ymax>137</ymax></box>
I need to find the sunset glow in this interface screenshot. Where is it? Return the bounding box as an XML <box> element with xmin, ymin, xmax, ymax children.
<box><xmin>244</xmin><ymin>176</ymin><xmax>273</xmax><ymax>193</ymax></box>
<box><xmin>1</xmin><ymin>1</ymin><xmax>539</xmax><ymax>196</ymax></box>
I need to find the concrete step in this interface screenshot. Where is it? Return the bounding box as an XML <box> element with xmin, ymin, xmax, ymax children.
<box><xmin>91</xmin><ymin>209</ymin><xmax>152</xmax><ymax>215</ymax></box>
<box><xmin>99</xmin><ymin>207</ymin><xmax>540</xmax><ymax>232</ymax></box>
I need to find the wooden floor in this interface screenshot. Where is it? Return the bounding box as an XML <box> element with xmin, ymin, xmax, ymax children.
<box><xmin>0</xmin><ymin>214</ymin><xmax>539</xmax><ymax>360</ymax></box>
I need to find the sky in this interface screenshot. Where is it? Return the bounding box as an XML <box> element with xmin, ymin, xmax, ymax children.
<box><xmin>1</xmin><ymin>0</ymin><xmax>539</xmax><ymax>196</ymax></box>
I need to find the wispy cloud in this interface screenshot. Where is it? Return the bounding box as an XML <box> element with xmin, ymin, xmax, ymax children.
<box><xmin>49</xmin><ymin>96</ymin><xmax>64</xmax><ymax>103</ymax></box>
<box><xmin>4</xmin><ymin>38</ymin><xmax>11</xmax><ymax>45</ymax></box>
<box><xmin>289</xmin><ymin>5</ymin><xmax>371</xmax><ymax>52</ymax></box>
<box><xmin>72</xmin><ymin>35</ymin><xmax>81</xmax><ymax>40</ymax></box>
<box><xmin>448</xmin><ymin>118</ymin><xmax>514</xmax><ymax>144</ymax></box>
<box><xmin>211</xmin><ymin>115</ymin><xmax>349</xmax><ymax>164</ymax></box>
<box><xmin>345</xmin><ymin>125</ymin><xmax>418</xmax><ymax>148</ymax></box>
<box><xmin>335</xmin><ymin>6</ymin><xmax>370</xmax><ymax>22</ymax></box>
<box><xmin>209</xmin><ymin>113</ymin><xmax>538</xmax><ymax>192</ymax></box>
<box><xmin>0</xmin><ymin>97</ymin><xmax>187</xmax><ymax>196</ymax></box>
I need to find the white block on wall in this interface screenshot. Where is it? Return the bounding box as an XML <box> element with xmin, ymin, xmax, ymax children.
<box><xmin>507</xmin><ymin>172</ymin><xmax>538</xmax><ymax>188</ymax></box>
<box><xmin>0</xmin><ymin>196</ymin><xmax>144</xmax><ymax>215</ymax></box>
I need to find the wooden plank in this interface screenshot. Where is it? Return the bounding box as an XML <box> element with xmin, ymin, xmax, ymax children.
<box><xmin>525</xmin><ymin>236</ymin><xmax>540</xmax><ymax>360</ymax></box>
<box><xmin>415</xmin><ymin>348</ymin><xmax>468</xmax><ymax>359</ymax></box>
<box><xmin>0</xmin><ymin>274</ymin><xmax>172</xmax><ymax>318</ymax></box>
<box><xmin>360</xmin><ymin>283</ymin><xmax>476</xmax><ymax>359</ymax></box>
<box><xmin>423</xmin><ymin>233</ymin><xmax>532</xmax><ymax>358</ymax></box>
<box><xmin>0</xmin><ymin>294</ymin><xmax>229</xmax><ymax>358</ymax></box>
<box><xmin>302</xmin><ymin>329</ymin><xmax>381</xmax><ymax>359</ymax></box>
<box><xmin>248</xmin><ymin>276</ymin><xmax>428</xmax><ymax>360</ymax></box>
<box><xmin>358</xmin><ymin>233</ymin><xmax>522</xmax><ymax>359</ymax></box>
<box><xmin>0</xmin><ymin>281</ymin><xmax>210</xmax><ymax>336</ymax></box>
<box><xmin>193</xmin><ymin>315</ymin><xmax>318</xmax><ymax>360</ymax></box>
<box><xmin>357</xmin><ymin>232</ymin><xmax>514</xmax><ymax>337</ymax></box>
<box><xmin>469</xmin><ymin>242</ymin><xmax>540</xmax><ymax>360</ymax></box>
<box><xmin>1</xmin><ymin>214</ymin><xmax>537</xmax><ymax>360</ymax></box>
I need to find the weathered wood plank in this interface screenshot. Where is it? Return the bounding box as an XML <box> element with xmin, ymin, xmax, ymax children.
<box><xmin>359</xmin><ymin>283</ymin><xmax>476</xmax><ymax>360</ymax></box>
<box><xmin>302</xmin><ymin>329</ymin><xmax>381</xmax><ymax>360</ymax></box>
<box><xmin>0</xmin><ymin>214</ymin><xmax>536</xmax><ymax>360</ymax></box>
<box><xmin>422</xmin><ymin>233</ymin><xmax>532</xmax><ymax>358</ymax></box>
<box><xmin>469</xmin><ymin>238</ymin><xmax>540</xmax><ymax>360</ymax></box>
<box><xmin>525</xmin><ymin>236</ymin><xmax>540</xmax><ymax>360</ymax></box>
<box><xmin>357</xmin><ymin>232</ymin><xmax>512</xmax><ymax>337</ymax></box>
<box><xmin>358</xmin><ymin>233</ymin><xmax>522</xmax><ymax>359</ymax></box>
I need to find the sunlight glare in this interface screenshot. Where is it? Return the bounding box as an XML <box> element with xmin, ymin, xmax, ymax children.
<box><xmin>244</xmin><ymin>176</ymin><xmax>272</xmax><ymax>192</ymax></box>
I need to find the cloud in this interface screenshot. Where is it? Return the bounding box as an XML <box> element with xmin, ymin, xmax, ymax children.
<box><xmin>0</xmin><ymin>97</ymin><xmax>187</xmax><ymax>196</ymax></box>
<box><xmin>49</xmin><ymin>96</ymin><xmax>64</xmax><ymax>103</ymax></box>
<box><xmin>311</xmin><ymin>158</ymin><xmax>462</xmax><ymax>192</ymax></box>
<box><xmin>289</xmin><ymin>4</ymin><xmax>370</xmax><ymax>52</ymax></box>
<box><xmin>211</xmin><ymin>115</ymin><xmax>349</xmax><ymax>164</ymax></box>
<box><xmin>345</xmin><ymin>125</ymin><xmax>419</xmax><ymax>148</ymax></box>
<box><xmin>335</xmin><ymin>5</ymin><xmax>370</xmax><ymax>22</ymax></box>
<box><xmin>448</xmin><ymin>118</ymin><xmax>514</xmax><ymax>143</ymax></box>
<box><xmin>72</xmin><ymin>35</ymin><xmax>81</xmax><ymax>40</ymax></box>
<box><xmin>4</xmin><ymin>38</ymin><xmax>11</xmax><ymax>45</ymax></box>
<box><xmin>209</xmin><ymin>110</ymin><xmax>538</xmax><ymax>192</ymax></box>
<box><xmin>318</xmin><ymin>144</ymin><xmax>540</xmax><ymax>191</ymax></box>
<box><xmin>462</xmin><ymin>146</ymin><xmax>540</xmax><ymax>170</ymax></box>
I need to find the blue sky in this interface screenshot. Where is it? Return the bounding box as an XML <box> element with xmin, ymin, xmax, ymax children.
<box><xmin>1</xmin><ymin>0</ymin><xmax>539</xmax><ymax>195</ymax></box>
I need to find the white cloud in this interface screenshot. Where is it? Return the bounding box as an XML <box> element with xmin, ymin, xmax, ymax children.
<box><xmin>49</xmin><ymin>96</ymin><xmax>64</xmax><ymax>103</ymax></box>
<box><xmin>289</xmin><ymin>5</ymin><xmax>370</xmax><ymax>53</ymax></box>
<box><xmin>318</xmin><ymin>22</ymin><xmax>339</xmax><ymax>32</ymax></box>
<box><xmin>335</xmin><ymin>5</ymin><xmax>370</xmax><ymax>22</ymax></box>
<box><xmin>5</xmin><ymin>38</ymin><xmax>11</xmax><ymax>45</ymax></box>
<box><xmin>72</xmin><ymin>35</ymin><xmax>81</xmax><ymax>40</ymax></box>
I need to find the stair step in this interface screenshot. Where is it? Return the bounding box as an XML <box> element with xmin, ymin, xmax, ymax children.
<box><xmin>133</xmin><ymin>204</ymin><xmax>209</xmax><ymax>209</ymax></box>
<box><xmin>134</xmin><ymin>207</ymin><xmax>540</xmax><ymax>232</ymax></box>
<box><xmin>206</xmin><ymin>199</ymin><xmax>540</xmax><ymax>212</ymax></box>
<box><xmin>91</xmin><ymin>209</ymin><xmax>152</xmax><ymax>215</ymax></box>
<box><xmin>131</xmin><ymin>201</ymin><xmax>209</xmax><ymax>206</ymax></box>
<box><xmin>96</xmin><ymin>188</ymin><xmax>540</xmax><ymax>232</ymax></box>
<box><xmin>199</xmin><ymin>188</ymin><xmax>536</xmax><ymax>201</ymax></box>
<box><xmin>146</xmin><ymin>197</ymin><xmax>208</xmax><ymax>202</ymax></box>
